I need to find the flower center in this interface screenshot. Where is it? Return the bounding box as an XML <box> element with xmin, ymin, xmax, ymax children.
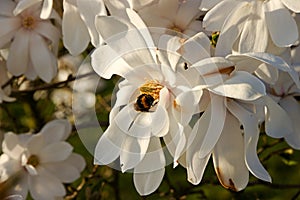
<box><xmin>27</xmin><ymin>155</ymin><xmax>40</xmax><ymax>167</ymax></box>
<box><xmin>22</xmin><ymin>16</ymin><xmax>36</xmax><ymax>30</ymax></box>
<box><xmin>134</xmin><ymin>80</ymin><xmax>163</xmax><ymax>112</ymax></box>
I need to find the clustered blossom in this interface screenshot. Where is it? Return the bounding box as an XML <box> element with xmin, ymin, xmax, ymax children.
<box><xmin>0</xmin><ymin>0</ymin><xmax>300</xmax><ymax>198</ymax></box>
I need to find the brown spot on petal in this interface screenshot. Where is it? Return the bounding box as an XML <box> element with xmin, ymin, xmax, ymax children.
<box><xmin>218</xmin><ymin>66</ymin><xmax>235</xmax><ymax>75</ymax></box>
<box><xmin>173</xmin><ymin>100</ymin><xmax>181</xmax><ymax>111</ymax></box>
<box><xmin>216</xmin><ymin>167</ymin><xmax>238</xmax><ymax>192</ymax></box>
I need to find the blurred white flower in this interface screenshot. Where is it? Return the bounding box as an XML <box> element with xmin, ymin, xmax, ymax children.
<box><xmin>0</xmin><ymin>120</ymin><xmax>86</xmax><ymax>200</ymax></box>
<box><xmin>201</xmin><ymin>0</ymin><xmax>300</xmax><ymax>56</ymax></box>
<box><xmin>62</xmin><ymin>0</ymin><xmax>106</xmax><ymax>55</ymax></box>
<box><xmin>0</xmin><ymin>0</ymin><xmax>61</xmax><ymax>82</ymax></box>
<box><xmin>13</xmin><ymin>0</ymin><xmax>54</xmax><ymax>19</ymax></box>
<box><xmin>0</xmin><ymin>60</ymin><xmax>15</xmax><ymax>103</ymax></box>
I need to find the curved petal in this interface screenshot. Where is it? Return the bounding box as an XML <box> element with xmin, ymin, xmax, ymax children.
<box><xmin>202</xmin><ymin>0</ymin><xmax>241</xmax><ymax>31</ymax></box>
<box><xmin>77</xmin><ymin>0</ymin><xmax>107</xmax><ymax>47</ymax></box>
<box><xmin>209</xmin><ymin>71</ymin><xmax>266</xmax><ymax>101</ymax></box>
<box><xmin>13</xmin><ymin>0</ymin><xmax>41</xmax><ymax>16</ymax></box>
<box><xmin>91</xmin><ymin>44</ymin><xmax>132</xmax><ymax>79</ymax></box>
<box><xmin>39</xmin><ymin>142</ymin><xmax>73</xmax><ymax>163</ymax></box>
<box><xmin>264</xmin><ymin>2</ymin><xmax>298</xmax><ymax>47</ymax></box>
<box><xmin>198</xmin><ymin>94</ymin><xmax>226</xmax><ymax>158</ymax></box>
<box><xmin>29</xmin><ymin>34</ymin><xmax>57</xmax><ymax>83</ymax></box>
<box><xmin>120</xmin><ymin>136</ymin><xmax>150</xmax><ymax>172</ymax></box>
<box><xmin>227</xmin><ymin>100</ymin><xmax>272</xmax><ymax>182</ymax></box>
<box><xmin>134</xmin><ymin>137</ymin><xmax>165</xmax><ymax>173</ymax></box>
<box><xmin>43</xmin><ymin>162</ymin><xmax>80</xmax><ymax>183</ymax></box>
<box><xmin>239</xmin><ymin>1</ymin><xmax>268</xmax><ymax>53</ymax></box>
<box><xmin>65</xmin><ymin>153</ymin><xmax>86</xmax><ymax>172</ymax></box>
<box><xmin>279</xmin><ymin>96</ymin><xmax>300</xmax><ymax>149</ymax></box>
<box><xmin>2</xmin><ymin>132</ymin><xmax>24</xmax><ymax>160</ymax></box>
<box><xmin>199</xmin><ymin>0</ymin><xmax>223</xmax><ymax>11</ymax></box>
<box><xmin>281</xmin><ymin>0</ymin><xmax>300</xmax><ymax>12</ymax></box>
<box><xmin>94</xmin><ymin>123</ymin><xmax>126</xmax><ymax>165</ymax></box>
<box><xmin>29</xmin><ymin>167</ymin><xmax>65</xmax><ymax>199</ymax></box>
<box><xmin>62</xmin><ymin>0</ymin><xmax>90</xmax><ymax>56</ymax></box>
<box><xmin>7</xmin><ymin>30</ymin><xmax>29</xmax><ymax>76</ymax></box>
<box><xmin>264</xmin><ymin>95</ymin><xmax>294</xmax><ymax>138</ymax></box>
<box><xmin>212</xmin><ymin>113</ymin><xmax>249</xmax><ymax>192</ymax></box>
<box><xmin>40</xmin><ymin>119</ymin><xmax>71</xmax><ymax>143</ymax></box>
<box><xmin>40</xmin><ymin>0</ymin><xmax>53</xmax><ymax>19</ymax></box>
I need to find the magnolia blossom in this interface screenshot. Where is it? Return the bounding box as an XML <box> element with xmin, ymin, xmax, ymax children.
<box><xmin>13</xmin><ymin>0</ymin><xmax>54</xmax><ymax>19</ymax></box>
<box><xmin>0</xmin><ymin>60</ymin><xmax>15</xmax><ymax>103</ymax></box>
<box><xmin>91</xmin><ymin>10</ymin><xmax>212</xmax><ymax>195</ymax></box>
<box><xmin>200</xmin><ymin>0</ymin><xmax>300</xmax><ymax>56</ymax></box>
<box><xmin>0</xmin><ymin>0</ymin><xmax>61</xmax><ymax>82</ymax></box>
<box><xmin>0</xmin><ymin>120</ymin><xmax>86</xmax><ymax>199</ymax></box>
<box><xmin>138</xmin><ymin>0</ymin><xmax>205</xmax><ymax>36</ymax></box>
<box><xmin>62</xmin><ymin>0</ymin><xmax>107</xmax><ymax>55</ymax></box>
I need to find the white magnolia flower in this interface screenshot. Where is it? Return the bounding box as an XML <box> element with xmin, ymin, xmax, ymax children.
<box><xmin>184</xmin><ymin>57</ymin><xmax>271</xmax><ymax>191</ymax></box>
<box><xmin>91</xmin><ymin>10</ymin><xmax>211</xmax><ymax>195</ymax></box>
<box><xmin>0</xmin><ymin>0</ymin><xmax>61</xmax><ymax>82</ymax></box>
<box><xmin>0</xmin><ymin>120</ymin><xmax>86</xmax><ymax>200</ymax></box>
<box><xmin>13</xmin><ymin>0</ymin><xmax>54</xmax><ymax>19</ymax></box>
<box><xmin>0</xmin><ymin>60</ymin><xmax>15</xmax><ymax>103</ymax></box>
<box><xmin>200</xmin><ymin>0</ymin><xmax>300</xmax><ymax>56</ymax></box>
<box><xmin>62</xmin><ymin>0</ymin><xmax>107</xmax><ymax>55</ymax></box>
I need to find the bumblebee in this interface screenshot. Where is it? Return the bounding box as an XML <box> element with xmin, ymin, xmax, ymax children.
<box><xmin>134</xmin><ymin>80</ymin><xmax>163</xmax><ymax>112</ymax></box>
<box><xmin>134</xmin><ymin>94</ymin><xmax>156</xmax><ymax>112</ymax></box>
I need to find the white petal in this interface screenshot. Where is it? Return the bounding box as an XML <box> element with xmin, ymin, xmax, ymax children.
<box><xmin>198</xmin><ymin>94</ymin><xmax>226</xmax><ymax>158</ymax></box>
<box><xmin>120</xmin><ymin>136</ymin><xmax>150</xmax><ymax>172</ymax></box>
<box><xmin>77</xmin><ymin>0</ymin><xmax>106</xmax><ymax>47</ymax></box>
<box><xmin>212</xmin><ymin>113</ymin><xmax>249</xmax><ymax>192</ymax></box>
<box><xmin>227</xmin><ymin>100</ymin><xmax>271</xmax><ymax>182</ymax></box>
<box><xmin>254</xmin><ymin>63</ymin><xmax>279</xmax><ymax>85</ymax></box>
<box><xmin>209</xmin><ymin>71</ymin><xmax>266</xmax><ymax>101</ymax></box>
<box><xmin>29</xmin><ymin>34</ymin><xmax>57</xmax><ymax>83</ymax></box>
<box><xmin>40</xmin><ymin>0</ymin><xmax>53</xmax><ymax>19</ymax></box>
<box><xmin>94</xmin><ymin>123</ymin><xmax>126</xmax><ymax>165</ymax></box>
<box><xmin>178</xmin><ymin>32</ymin><xmax>211</xmax><ymax>64</ymax></box>
<box><xmin>133</xmin><ymin>168</ymin><xmax>165</xmax><ymax>196</ymax></box>
<box><xmin>239</xmin><ymin>1</ymin><xmax>268</xmax><ymax>53</ymax></box>
<box><xmin>40</xmin><ymin>119</ymin><xmax>71</xmax><ymax>143</ymax></box>
<box><xmin>227</xmin><ymin>52</ymin><xmax>300</xmax><ymax>88</ymax></box>
<box><xmin>39</xmin><ymin>142</ymin><xmax>73</xmax><ymax>163</ymax></box>
<box><xmin>62</xmin><ymin>0</ymin><xmax>90</xmax><ymax>56</ymax></box>
<box><xmin>279</xmin><ymin>96</ymin><xmax>300</xmax><ymax>149</ymax></box>
<box><xmin>13</xmin><ymin>0</ymin><xmax>41</xmax><ymax>16</ymax></box>
<box><xmin>7</xmin><ymin>30</ymin><xmax>29</xmax><ymax>76</ymax></box>
<box><xmin>0</xmin><ymin>18</ymin><xmax>20</xmax><ymax>40</ymax></box>
<box><xmin>91</xmin><ymin>45</ymin><xmax>132</xmax><ymax>79</ymax></box>
<box><xmin>186</xmin><ymin>113</ymin><xmax>211</xmax><ymax>184</ymax></box>
<box><xmin>264</xmin><ymin>95</ymin><xmax>294</xmax><ymax>138</ymax></box>
<box><xmin>27</xmin><ymin>134</ymin><xmax>44</xmax><ymax>155</ymax></box>
<box><xmin>199</xmin><ymin>0</ymin><xmax>222</xmax><ymax>11</ymax></box>
<box><xmin>43</xmin><ymin>162</ymin><xmax>80</xmax><ymax>183</ymax></box>
<box><xmin>2</xmin><ymin>132</ymin><xmax>24</xmax><ymax>160</ymax></box>
<box><xmin>214</xmin><ymin>2</ymin><xmax>250</xmax><ymax>56</ymax></box>
<box><xmin>65</xmin><ymin>153</ymin><xmax>86</xmax><ymax>172</ymax></box>
<box><xmin>202</xmin><ymin>0</ymin><xmax>241</xmax><ymax>31</ymax></box>
<box><xmin>173</xmin><ymin>89</ymin><xmax>202</xmax><ymax>126</ymax></box>
<box><xmin>134</xmin><ymin>137</ymin><xmax>165</xmax><ymax>173</ymax></box>
<box><xmin>264</xmin><ymin>1</ymin><xmax>298</xmax><ymax>47</ymax></box>
<box><xmin>94</xmin><ymin>15</ymin><xmax>128</xmax><ymax>42</ymax></box>
<box><xmin>29</xmin><ymin>167</ymin><xmax>66</xmax><ymax>199</ymax></box>
<box><xmin>281</xmin><ymin>0</ymin><xmax>300</xmax><ymax>12</ymax></box>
